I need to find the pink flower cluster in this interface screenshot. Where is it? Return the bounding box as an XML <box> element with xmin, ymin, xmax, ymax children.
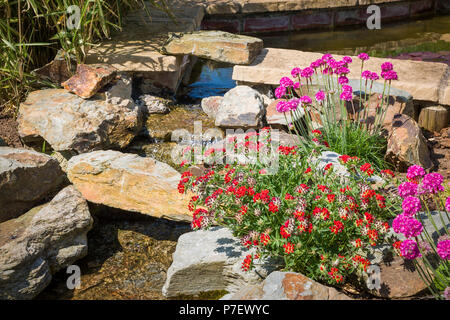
<box><xmin>421</xmin><ymin>172</ymin><xmax>444</xmax><ymax>194</ymax></box>
<box><xmin>406</xmin><ymin>165</ymin><xmax>426</xmax><ymax>182</ymax></box>
<box><xmin>401</xmin><ymin>196</ymin><xmax>421</xmax><ymax>216</ymax></box>
<box><xmin>398</xmin><ymin>181</ymin><xmax>417</xmax><ymax>198</ymax></box>
<box><xmin>400</xmin><ymin>239</ymin><xmax>422</xmax><ymax>260</ymax></box>
<box><xmin>392</xmin><ymin>213</ymin><xmax>423</xmax><ymax>238</ymax></box>
<box><xmin>437</xmin><ymin>239</ymin><xmax>450</xmax><ymax>260</ymax></box>
<box><xmin>446</xmin><ymin>197</ymin><xmax>450</xmax><ymax>212</ymax></box>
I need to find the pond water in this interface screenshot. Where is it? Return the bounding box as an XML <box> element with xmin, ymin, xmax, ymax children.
<box><xmin>184</xmin><ymin>15</ymin><xmax>450</xmax><ymax>100</ymax></box>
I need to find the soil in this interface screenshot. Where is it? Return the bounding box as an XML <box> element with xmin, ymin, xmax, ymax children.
<box><xmin>0</xmin><ymin>117</ymin><xmax>23</xmax><ymax>148</ymax></box>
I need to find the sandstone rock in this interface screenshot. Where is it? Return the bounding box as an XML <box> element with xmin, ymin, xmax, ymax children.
<box><xmin>62</xmin><ymin>64</ymin><xmax>117</xmax><ymax>99</ymax></box>
<box><xmin>215</xmin><ymin>86</ymin><xmax>265</xmax><ymax>128</ymax></box>
<box><xmin>201</xmin><ymin>96</ymin><xmax>223</xmax><ymax>119</ymax></box>
<box><xmin>32</xmin><ymin>50</ymin><xmax>77</xmax><ymax>86</ymax></box>
<box><xmin>232</xmin><ymin>48</ymin><xmax>449</xmax><ymax>105</ymax></box>
<box><xmin>0</xmin><ymin>147</ymin><xmax>66</xmax><ymax>223</ymax></box>
<box><xmin>364</xmin><ymin>93</ymin><xmax>416</xmax><ymax>127</ymax></box>
<box><xmin>162</xmin><ymin>31</ymin><xmax>263</xmax><ymax>65</ymax></box>
<box><xmin>221</xmin><ymin>271</ymin><xmax>352</xmax><ymax>300</ymax></box>
<box><xmin>0</xmin><ymin>186</ymin><xmax>93</xmax><ymax>299</ymax></box>
<box><xmin>162</xmin><ymin>227</ymin><xmax>280</xmax><ymax>297</ymax></box>
<box><xmin>138</xmin><ymin>94</ymin><xmax>171</xmax><ymax>114</ymax></box>
<box><xmin>18</xmin><ymin>89</ymin><xmax>142</xmax><ymax>153</ymax></box>
<box><xmin>385</xmin><ymin>114</ymin><xmax>433</xmax><ymax>171</ymax></box>
<box><xmin>67</xmin><ymin>150</ymin><xmax>193</xmax><ymax>222</ymax></box>
<box><xmin>266</xmin><ymin>99</ymin><xmax>305</xmax><ymax>129</ymax></box>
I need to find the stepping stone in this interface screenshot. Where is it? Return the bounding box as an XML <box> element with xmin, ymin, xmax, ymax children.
<box><xmin>162</xmin><ymin>31</ymin><xmax>263</xmax><ymax>65</ymax></box>
<box><xmin>232</xmin><ymin>48</ymin><xmax>450</xmax><ymax>105</ymax></box>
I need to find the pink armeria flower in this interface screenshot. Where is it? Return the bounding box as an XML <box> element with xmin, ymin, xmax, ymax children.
<box><xmin>341</xmin><ymin>85</ymin><xmax>353</xmax><ymax>93</ymax></box>
<box><xmin>392</xmin><ymin>213</ymin><xmax>423</xmax><ymax>238</ymax></box>
<box><xmin>361</xmin><ymin>70</ymin><xmax>372</xmax><ymax>80</ymax></box>
<box><xmin>300</xmin><ymin>95</ymin><xmax>312</xmax><ymax>105</ymax></box>
<box><xmin>402</xmin><ymin>196</ymin><xmax>421</xmax><ymax>216</ymax></box>
<box><xmin>398</xmin><ymin>181</ymin><xmax>418</xmax><ymax>198</ymax></box>
<box><xmin>276</xmin><ymin>100</ymin><xmax>289</xmax><ymax>113</ymax></box>
<box><xmin>381</xmin><ymin>70</ymin><xmax>398</xmax><ymax>81</ymax></box>
<box><xmin>381</xmin><ymin>62</ymin><xmax>394</xmax><ymax>72</ymax></box>
<box><xmin>315</xmin><ymin>90</ymin><xmax>326</xmax><ymax>102</ymax></box>
<box><xmin>275</xmin><ymin>86</ymin><xmax>286</xmax><ymax>99</ymax></box>
<box><xmin>444</xmin><ymin>287</ymin><xmax>450</xmax><ymax>300</ymax></box>
<box><xmin>338</xmin><ymin>76</ymin><xmax>349</xmax><ymax>85</ymax></box>
<box><xmin>301</xmin><ymin>67</ymin><xmax>314</xmax><ymax>78</ymax></box>
<box><xmin>358</xmin><ymin>53</ymin><xmax>370</xmax><ymax>61</ymax></box>
<box><xmin>336</xmin><ymin>67</ymin><xmax>350</xmax><ymax>75</ymax></box>
<box><xmin>343</xmin><ymin>56</ymin><xmax>353</xmax><ymax>64</ymax></box>
<box><xmin>280</xmin><ymin>76</ymin><xmax>294</xmax><ymax>87</ymax></box>
<box><xmin>291</xmin><ymin>67</ymin><xmax>301</xmax><ymax>77</ymax></box>
<box><xmin>293</xmin><ymin>82</ymin><xmax>300</xmax><ymax>89</ymax></box>
<box><xmin>437</xmin><ymin>240</ymin><xmax>450</xmax><ymax>260</ymax></box>
<box><xmin>446</xmin><ymin>197</ymin><xmax>450</xmax><ymax>212</ymax></box>
<box><xmin>322</xmin><ymin>53</ymin><xmax>333</xmax><ymax>61</ymax></box>
<box><xmin>421</xmin><ymin>172</ymin><xmax>444</xmax><ymax>194</ymax></box>
<box><xmin>406</xmin><ymin>165</ymin><xmax>426</xmax><ymax>182</ymax></box>
<box><xmin>340</xmin><ymin>91</ymin><xmax>353</xmax><ymax>101</ymax></box>
<box><xmin>287</xmin><ymin>98</ymin><xmax>300</xmax><ymax>111</ymax></box>
<box><xmin>400</xmin><ymin>239</ymin><xmax>421</xmax><ymax>260</ymax></box>
<box><xmin>310</xmin><ymin>60</ymin><xmax>321</xmax><ymax>69</ymax></box>
<box><xmin>370</xmin><ymin>72</ymin><xmax>379</xmax><ymax>81</ymax></box>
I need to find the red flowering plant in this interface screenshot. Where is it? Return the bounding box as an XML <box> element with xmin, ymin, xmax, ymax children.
<box><xmin>178</xmin><ymin>129</ymin><xmax>399</xmax><ymax>287</ymax></box>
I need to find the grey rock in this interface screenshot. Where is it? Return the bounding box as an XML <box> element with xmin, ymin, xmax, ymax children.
<box><xmin>215</xmin><ymin>86</ymin><xmax>265</xmax><ymax>128</ymax></box>
<box><xmin>18</xmin><ymin>89</ymin><xmax>142</xmax><ymax>153</ymax></box>
<box><xmin>104</xmin><ymin>73</ymin><xmax>134</xmax><ymax>108</ymax></box>
<box><xmin>137</xmin><ymin>94</ymin><xmax>171</xmax><ymax>114</ymax></box>
<box><xmin>0</xmin><ymin>147</ymin><xmax>66</xmax><ymax>223</ymax></box>
<box><xmin>0</xmin><ymin>186</ymin><xmax>93</xmax><ymax>299</ymax></box>
<box><xmin>201</xmin><ymin>96</ymin><xmax>223</xmax><ymax>119</ymax></box>
<box><xmin>221</xmin><ymin>271</ymin><xmax>352</xmax><ymax>300</ymax></box>
<box><xmin>162</xmin><ymin>227</ymin><xmax>280</xmax><ymax>298</ymax></box>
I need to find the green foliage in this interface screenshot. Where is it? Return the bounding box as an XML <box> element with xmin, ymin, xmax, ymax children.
<box><xmin>0</xmin><ymin>0</ymin><xmax>171</xmax><ymax>116</ymax></box>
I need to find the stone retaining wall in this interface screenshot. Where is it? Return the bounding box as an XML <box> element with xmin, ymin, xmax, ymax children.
<box><xmin>200</xmin><ymin>0</ymin><xmax>449</xmax><ymax>33</ymax></box>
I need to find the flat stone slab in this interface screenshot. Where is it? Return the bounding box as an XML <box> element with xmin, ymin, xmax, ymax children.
<box><xmin>86</xmin><ymin>1</ymin><xmax>204</xmax><ymax>73</ymax></box>
<box><xmin>162</xmin><ymin>31</ymin><xmax>263</xmax><ymax>65</ymax></box>
<box><xmin>67</xmin><ymin>150</ymin><xmax>194</xmax><ymax>222</ymax></box>
<box><xmin>233</xmin><ymin>48</ymin><xmax>450</xmax><ymax>105</ymax></box>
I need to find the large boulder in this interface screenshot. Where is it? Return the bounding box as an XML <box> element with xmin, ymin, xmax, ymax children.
<box><xmin>18</xmin><ymin>89</ymin><xmax>142</xmax><ymax>153</ymax></box>
<box><xmin>0</xmin><ymin>147</ymin><xmax>66</xmax><ymax>223</ymax></box>
<box><xmin>67</xmin><ymin>150</ymin><xmax>193</xmax><ymax>222</ymax></box>
<box><xmin>215</xmin><ymin>86</ymin><xmax>265</xmax><ymax>128</ymax></box>
<box><xmin>221</xmin><ymin>271</ymin><xmax>352</xmax><ymax>300</ymax></box>
<box><xmin>0</xmin><ymin>186</ymin><xmax>93</xmax><ymax>299</ymax></box>
<box><xmin>62</xmin><ymin>63</ymin><xmax>117</xmax><ymax>99</ymax></box>
<box><xmin>385</xmin><ymin>114</ymin><xmax>433</xmax><ymax>171</ymax></box>
<box><xmin>162</xmin><ymin>31</ymin><xmax>263</xmax><ymax>65</ymax></box>
<box><xmin>162</xmin><ymin>227</ymin><xmax>279</xmax><ymax>298</ymax></box>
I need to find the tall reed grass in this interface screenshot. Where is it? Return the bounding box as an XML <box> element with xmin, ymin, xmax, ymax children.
<box><xmin>0</xmin><ymin>0</ymin><xmax>171</xmax><ymax>117</ymax></box>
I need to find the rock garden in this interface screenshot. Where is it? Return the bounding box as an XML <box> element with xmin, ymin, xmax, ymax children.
<box><xmin>0</xmin><ymin>0</ymin><xmax>449</xmax><ymax>301</ymax></box>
